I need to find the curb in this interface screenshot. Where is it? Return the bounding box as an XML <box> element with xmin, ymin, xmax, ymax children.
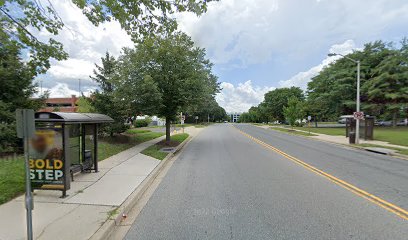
<box><xmin>89</xmin><ymin>134</ymin><xmax>194</xmax><ymax>240</ymax></box>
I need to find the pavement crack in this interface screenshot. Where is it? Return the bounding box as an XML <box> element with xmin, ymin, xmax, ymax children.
<box><xmin>36</xmin><ymin>204</ymin><xmax>81</xmax><ymax>240</ymax></box>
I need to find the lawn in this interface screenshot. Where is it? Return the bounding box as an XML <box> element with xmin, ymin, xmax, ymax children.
<box><xmin>0</xmin><ymin>156</ymin><xmax>25</xmax><ymax>205</ymax></box>
<box><xmin>0</xmin><ymin>130</ymin><xmax>164</xmax><ymax>205</ymax></box>
<box><xmin>271</xmin><ymin>127</ymin><xmax>318</xmax><ymax>136</ymax></box>
<box><xmin>293</xmin><ymin>126</ymin><xmax>408</xmax><ymax>147</ymax></box>
<box><xmin>125</xmin><ymin>129</ymin><xmax>152</xmax><ymax>134</ymax></box>
<box><xmin>293</xmin><ymin>127</ymin><xmax>345</xmax><ymax>136</ymax></box>
<box><xmin>142</xmin><ymin>133</ymin><xmax>189</xmax><ymax>160</ymax></box>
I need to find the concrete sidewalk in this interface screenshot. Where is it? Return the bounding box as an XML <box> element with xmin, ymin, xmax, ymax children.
<box><xmin>256</xmin><ymin>124</ymin><xmax>408</xmax><ymax>150</ymax></box>
<box><xmin>0</xmin><ymin>127</ymin><xmax>197</xmax><ymax>240</ymax></box>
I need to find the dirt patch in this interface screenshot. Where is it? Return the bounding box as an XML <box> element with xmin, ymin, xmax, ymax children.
<box><xmin>156</xmin><ymin>140</ymin><xmax>181</xmax><ymax>147</ymax></box>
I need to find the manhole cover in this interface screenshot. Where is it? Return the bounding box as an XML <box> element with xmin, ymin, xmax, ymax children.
<box><xmin>160</xmin><ymin>147</ymin><xmax>176</xmax><ymax>153</ymax></box>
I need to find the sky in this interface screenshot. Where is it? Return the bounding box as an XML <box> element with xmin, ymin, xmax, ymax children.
<box><xmin>34</xmin><ymin>0</ymin><xmax>408</xmax><ymax>113</ymax></box>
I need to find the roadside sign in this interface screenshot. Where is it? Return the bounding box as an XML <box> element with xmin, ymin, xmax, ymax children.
<box><xmin>353</xmin><ymin>112</ymin><xmax>365</xmax><ymax>120</ymax></box>
<box><xmin>15</xmin><ymin>109</ymin><xmax>35</xmax><ymax>240</ymax></box>
<box><xmin>182</xmin><ymin>115</ymin><xmax>185</xmax><ymax>121</ymax></box>
<box><xmin>16</xmin><ymin>109</ymin><xmax>35</xmax><ymax>138</ymax></box>
<box><xmin>307</xmin><ymin>116</ymin><xmax>312</xmax><ymax>121</ymax></box>
<box><xmin>195</xmin><ymin>116</ymin><xmax>199</xmax><ymax>120</ymax></box>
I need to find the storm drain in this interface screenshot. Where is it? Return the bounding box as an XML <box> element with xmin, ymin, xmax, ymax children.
<box><xmin>160</xmin><ymin>147</ymin><xmax>176</xmax><ymax>153</ymax></box>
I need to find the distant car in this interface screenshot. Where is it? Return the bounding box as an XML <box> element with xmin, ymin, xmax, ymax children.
<box><xmin>337</xmin><ymin>115</ymin><xmax>353</xmax><ymax>124</ymax></box>
<box><xmin>397</xmin><ymin>119</ymin><xmax>408</xmax><ymax>126</ymax></box>
<box><xmin>224</xmin><ymin>121</ymin><xmax>228</xmax><ymax>123</ymax></box>
<box><xmin>376</xmin><ymin>120</ymin><xmax>392</xmax><ymax>126</ymax></box>
<box><xmin>338</xmin><ymin>118</ymin><xmax>347</xmax><ymax>124</ymax></box>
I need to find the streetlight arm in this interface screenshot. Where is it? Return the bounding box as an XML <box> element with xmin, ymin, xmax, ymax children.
<box><xmin>328</xmin><ymin>53</ymin><xmax>359</xmax><ymax>64</ymax></box>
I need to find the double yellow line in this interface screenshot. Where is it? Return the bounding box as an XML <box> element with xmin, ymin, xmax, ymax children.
<box><xmin>233</xmin><ymin>125</ymin><xmax>408</xmax><ymax>220</ymax></box>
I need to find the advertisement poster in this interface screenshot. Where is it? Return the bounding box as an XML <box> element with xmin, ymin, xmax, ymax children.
<box><xmin>29</xmin><ymin>124</ymin><xmax>64</xmax><ymax>189</ymax></box>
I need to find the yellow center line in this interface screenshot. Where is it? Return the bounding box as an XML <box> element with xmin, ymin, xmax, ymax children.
<box><xmin>233</xmin><ymin>125</ymin><xmax>408</xmax><ymax>220</ymax></box>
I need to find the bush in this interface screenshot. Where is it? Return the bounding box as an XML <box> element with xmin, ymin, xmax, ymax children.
<box><xmin>101</xmin><ymin>122</ymin><xmax>130</xmax><ymax>137</ymax></box>
<box><xmin>0</xmin><ymin>122</ymin><xmax>18</xmax><ymax>154</ymax></box>
<box><xmin>134</xmin><ymin>119</ymin><xmax>151</xmax><ymax>128</ymax></box>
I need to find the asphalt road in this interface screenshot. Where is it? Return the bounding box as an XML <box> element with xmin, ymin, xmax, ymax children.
<box><xmin>125</xmin><ymin>124</ymin><xmax>408</xmax><ymax>240</ymax></box>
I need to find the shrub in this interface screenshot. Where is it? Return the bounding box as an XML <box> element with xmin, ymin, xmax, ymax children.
<box><xmin>134</xmin><ymin>119</ymin><xmax>151</xmax><ymax>128</ymax></box>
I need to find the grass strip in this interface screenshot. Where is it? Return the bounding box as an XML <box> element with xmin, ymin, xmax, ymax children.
<box><xmin>142</xmin><ymin>133</ymin><xmax>189</xmax><ymax>160</ymax></box>
<box><xmin>270</xmin><ymin>127</ymin><xmax>318</xmax><ymax>137</ymax></box>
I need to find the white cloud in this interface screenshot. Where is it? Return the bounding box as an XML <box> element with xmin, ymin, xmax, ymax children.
<box><xmin>279</xmin><ymin>40</ymin><xmax>357</xmax><ymax>89</ymax></box>
<box><xmin>217</xmin><ymin>40</ymin><xmax>358</xmax><ymax>111</ymax></box>
<box><xmin>216</xmin><ymin>80</ymin><xmax>274</xmax><ymax>113</ymax></box>
<box><xmin>33</xmin><ymin>0</ymin><xmax>133</xmax><ymax>89</ymax></box>
<box><xmin>177</xmin><ymin>0</ymin><xmax>408</xmax><ymax>67</ymax></box>
<box><xmin>35</xmin><ymin>83</ymin><xmax>94</xmax><ymax>98</ymax></box>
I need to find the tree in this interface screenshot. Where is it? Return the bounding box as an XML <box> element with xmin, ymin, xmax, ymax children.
<box><xmin>306</xmin><ymin>40</ymin><xmax>396</xmax><ymax>121</ymax></box>
<box><xmin>186</xmin><ymin>97</ymin><xmax>227</xmax><ymax>123</ymax></box>
<box><xmin>0</xmin><ymin>36</ymin><xmax>45</xmax><ymax>153</ymax></box>
<box><xmin>0</xmin><ymin>0</ymin><xmax>218</xmax><ymax>75</ymax></box>
<box><xmin>76</xmin><ymin>97</ymin><xmax>95</xmax><ymax>113</ymax></box>
<box><xmin>263</xmin><ymin>87</ymin><xmax>304</xmax><ymax>122</ymax></box>
<box><xmin>283</xmin><ymin>97</ymin><xmax>304</xmax><ymax>128</ymax></box>
<box><xmin>115</xmin><ymin>32</ymin><xmax>220</xmax><ymax>143</ymax></box>
<box><xmin>90</xmin><ymin>52</ymin><xmax>128</xmax><ymax>136</ymax></box>
<box><xmin>364</xmin><ymin>40</ymin><xmax>408</xmax><ymax>126</ymax></box>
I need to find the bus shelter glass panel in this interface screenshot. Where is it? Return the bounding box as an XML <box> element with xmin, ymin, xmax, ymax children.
<box><xmin>68</xmin><ymin>124</ymin><xmax>81</xmax><ymax>166</ymax></box>
<box><xmin>83</xmin><ymin>124</ymin><xmax>96</xmax><ymax>170</ymax></box>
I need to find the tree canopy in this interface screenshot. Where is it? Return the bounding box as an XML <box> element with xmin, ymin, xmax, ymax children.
<box><xmin>91</xmin><ymin>33</ymin><xmax>220</xmax><ymax>142</ymax></box>
<box><xmin>239</xmin><ymin>38</ymin><xmax>408</xmax><ymax>126</ymax></box>
<box><xmin>0</xmin><ymin>0</ymin><xmax>218</xmax><ymax>74</ymax></box>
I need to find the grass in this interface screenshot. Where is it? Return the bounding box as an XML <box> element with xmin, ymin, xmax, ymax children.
<box><xmin>373</xmin><ymin>127</ymin><xmax>408</xmax><ymax>147</ymax></box>
<box><xmin>142</xmin><ymin>133</ymin><xmax>189</xmax><ymax>160</ymax></box>
<box><xmin>292</xmin><ymin>126</ymin><xmax>408</xmax><ymax>147</ymax></box>
<box><xmin>97</xmin><ymin>140</ymin><xmax>135</xmax><ymax>161</ymax></box>
<box><xmin>98</xmin><ymin>131</ymin><xmax>164</xmax><ymax>161</ymax></box>
<box><xmin>316</xmin><ymin>122</ymin><xmax>337</xmax><ymax>125</ymax></box>
<box><xmin>270</xmin><ymin>127</ymin><xmax>318</xmax><ymax>136</ymax></box>
<box><xmin>107</xmin><ymin>207</ymin><xmax>119</xmax><ymax>220</ymax></box>
<box><xmin>125</xmin><ymin>129</ymin><xmax>151</xmax><ymax>134</ymax></box>
<box><xmin>0</xmin><ymin>130</ymin><xmax>165</xmax><ymax>205</ymax></box>
<box><xmin>0</xmin><ymin>156</ymin><xmax>25</xmax><ymax>205</ymax></box>
<box><xmin>141</xmin><ymin>145</ymin><xmax>168</xmax><ymax>160</ymax></box>
<box><xmin>292</xmin><ymin>127</ymin><xmax>345</xmax><ymax>136</ymax></box>
<box><xmin>130</xmin><ymin>131</ymin><xmax>165</xmax><ymax>143</ymax></box>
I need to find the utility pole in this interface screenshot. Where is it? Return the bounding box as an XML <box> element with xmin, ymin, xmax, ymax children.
<box><xmin>328</xmin><ymin>53</ymin><xmax>361</xmax><ymax>144</ymax></box>
<box><xmin>78</xmin><ymin>79</ymin><xmax>82</xmax><ymax>96</ymax></box>
<box><xmin>356</xmin><ymin>61</ymin><xmax>361</xmax><ymax>144</ymax></box>
<box><xmin>16</xmin><ymin>109</ymin><xmax>35</xmax><ymax>240</ymax></box>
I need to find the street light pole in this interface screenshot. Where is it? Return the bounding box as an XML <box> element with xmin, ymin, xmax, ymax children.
<box><xmin>328</xmin><ymin>53</ymin><xmax>361</xmax><ymax>144</ymax></box>
<box><xmin>356</xmin><ymin>60</ymin><xmax>361</xmax><ymax>144</ymax></box>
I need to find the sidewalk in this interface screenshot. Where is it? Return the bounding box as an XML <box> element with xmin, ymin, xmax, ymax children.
<box><xmin>256</xmin><ymin>124</ymin><xmax>408</xmax><ymax>150</ymax></box>
<box><xmin>0</xmin><ymin>127</ymin><xmax>198</xmax><ymax>240</ymax></box>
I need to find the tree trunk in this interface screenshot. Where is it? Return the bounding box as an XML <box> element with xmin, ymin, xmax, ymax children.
<box><xmin>392</xmin><ymin>110</ymin><xmax>397</xmax><ymax>128</ymax></box>
<box><xmin>165</xmin><ymin>116</ymin><xmax>171</xmax><ymax>144</ymax></box>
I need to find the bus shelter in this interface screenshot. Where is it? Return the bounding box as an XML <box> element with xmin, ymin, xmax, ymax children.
<box><xmin>30</xmin><ymin>112</ymin><xmax>113</xmax><ymax>197</ymax></box>
<box><xmin>345</xmin><ymin>116</ymin><xmax>375</xmax><ymax>141</ymax></box>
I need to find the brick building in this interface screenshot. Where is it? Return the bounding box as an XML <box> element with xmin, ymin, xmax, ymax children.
<box><xmin>38</xmin><ymin>95</ymin><xmax>78</xmax><ymax>112</ymax></box>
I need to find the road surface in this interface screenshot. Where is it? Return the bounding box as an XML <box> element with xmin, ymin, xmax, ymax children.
<box><xmin>125</xmin><ymin>124</ymin><xmax>408</xmax><ymax>239</ymax></box>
